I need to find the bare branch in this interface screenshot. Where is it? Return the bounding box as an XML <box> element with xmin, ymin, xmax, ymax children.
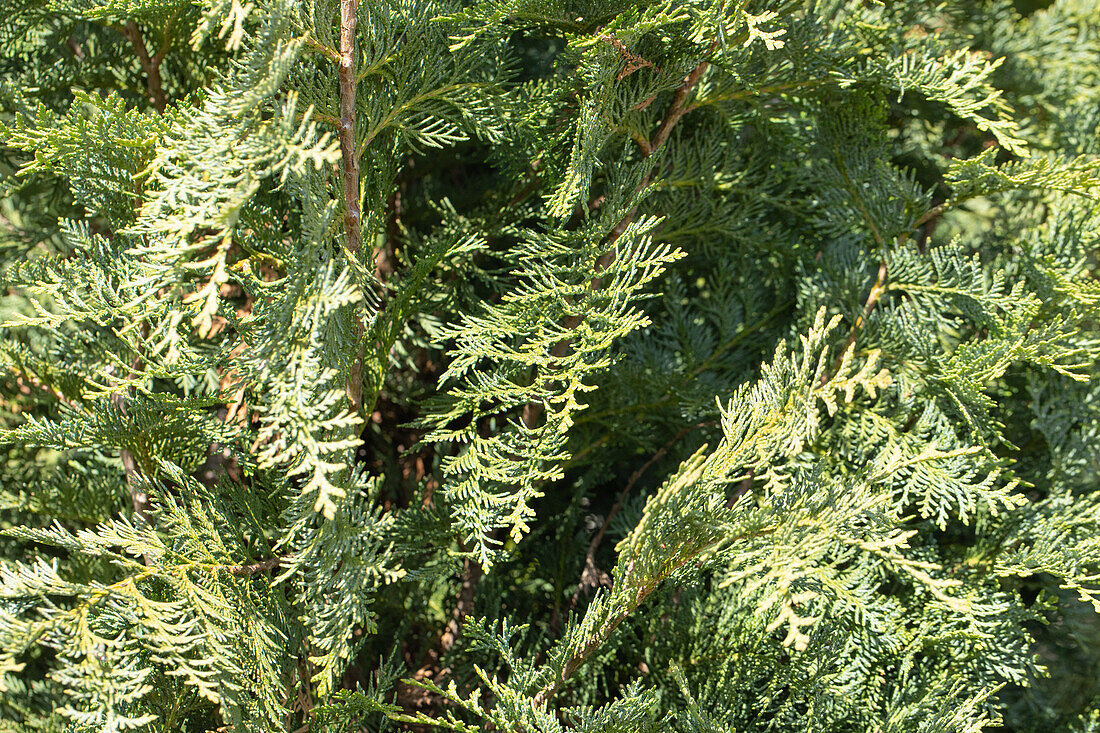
<box><xmin>338</xmin><ymin>0</ymin><xmax>362</xmax><ymax>258</ymax></box>
<box><xmin>337</xmin><ymin>0</ymin><xmax>366</xmax><ymax>413</ymax></box>
<box><xmin>225</xmin><ymin>555</ymin><xmax>289</xmax><ymax>576</ymax></box>
<box><xmin>649</xmin><ymin>57</ymin><xmax>711</xmax><ymax>153</ymax></box>
<box><xmin>119</xmin><ymin>22</ymin><xmax>166</xmax><ymax>113</ymax></box>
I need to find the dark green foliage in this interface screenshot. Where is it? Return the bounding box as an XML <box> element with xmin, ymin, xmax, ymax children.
<box><xmin>0</xmin><ymin>0</ymin><xmax>1099</xmax><ymax>731</ymax></box>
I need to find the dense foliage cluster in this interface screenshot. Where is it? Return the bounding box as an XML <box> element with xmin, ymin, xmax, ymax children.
<box><xmin>1</xmin><ymin>0</ymin><xmax>1099</xmax><ymax>730</ymax></box>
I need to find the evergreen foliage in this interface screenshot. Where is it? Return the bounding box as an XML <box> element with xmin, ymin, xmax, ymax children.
<box><xmin>0</xmin><ymin>0</ymin><xmax>1099</xmax><ymax>730</ymax></box>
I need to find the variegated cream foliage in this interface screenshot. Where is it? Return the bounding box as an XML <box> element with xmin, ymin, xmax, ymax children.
<box><xmin>0</xmin><ymin>0</ymin><xmax>1099</xmax><ymax>732</ymax></box>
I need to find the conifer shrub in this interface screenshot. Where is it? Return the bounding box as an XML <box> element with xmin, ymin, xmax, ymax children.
<box><xmin>1</xmin><ymin>0</ymin><xmax>1100</xmax><ymax>730</ymax></box>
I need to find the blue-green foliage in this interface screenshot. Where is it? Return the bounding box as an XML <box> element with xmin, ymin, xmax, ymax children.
<box><xmin>0</xmin><ymin>0</ymin><xmax>1098</xmax><ymax>731</ymax></box>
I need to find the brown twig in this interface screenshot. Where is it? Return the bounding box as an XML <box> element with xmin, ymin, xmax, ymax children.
<box><xmin>822</xmin><ymin>260</ymin><xmax>888</xmax><ymax>386</ymax></box>
<box><xmin>603</xmin><ymin>35</ymin><xmax>660</xmax><ymax>81</ymax></box>
<box><xmin>337</xmin><ymin>0</ymin><xmax>365</xmax><ymax>413</ymax></box>
<box><xmin>119</xmin><ymin>22</ymin><xmax>167</xmax><ymax>113</ymax></box>
<box><xmin>845</xmin><ymin>260</ymin><xmax>888</xmax><ymax>354</ymax></box>
<box><xmin>649</xmin><ymin>55</ymin><xmax>712</xmax><ymax>153</ymax></box>
<box><xmin>569</xmin><ymin>423</ymin><xmax>703</xmax><ymax>607</ymax></box>
<box><xmin>65</xmin><ymin>36</ymin><xmax>85</xmax><ymax>61</ymax></box>
<box><xmin>7</xmin><ymin>367</ymin><xmax>81</xmax><ymax>412</ymax></box>
<box><xmin>225</xmin><ymin>555</ymin><xmax>289</xmax><ymax>576</ymax></box>
<box><xmin>914</xmin><ymin>201</ymin><xmax>948</xmax><ymax>231</ymax></box>
<box><xmin>338</xmin><ymin>0</ymin><xmax>362</xmax><ymax>258</ymax></box>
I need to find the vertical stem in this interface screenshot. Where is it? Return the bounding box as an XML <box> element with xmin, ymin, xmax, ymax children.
<box><xmin>338</xmin><ymin>0</ymin><xmax>365</xmax><ymax>412</ymax></box>
<box><xmin>338</xmin><ymin>0</ymin><xmax>362</xmax><ymax>258</ymax></box>
<box><xmin>120</xmin><ymin>21</ymin><xmax>167</xmax><ymax>113</ymax></box>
